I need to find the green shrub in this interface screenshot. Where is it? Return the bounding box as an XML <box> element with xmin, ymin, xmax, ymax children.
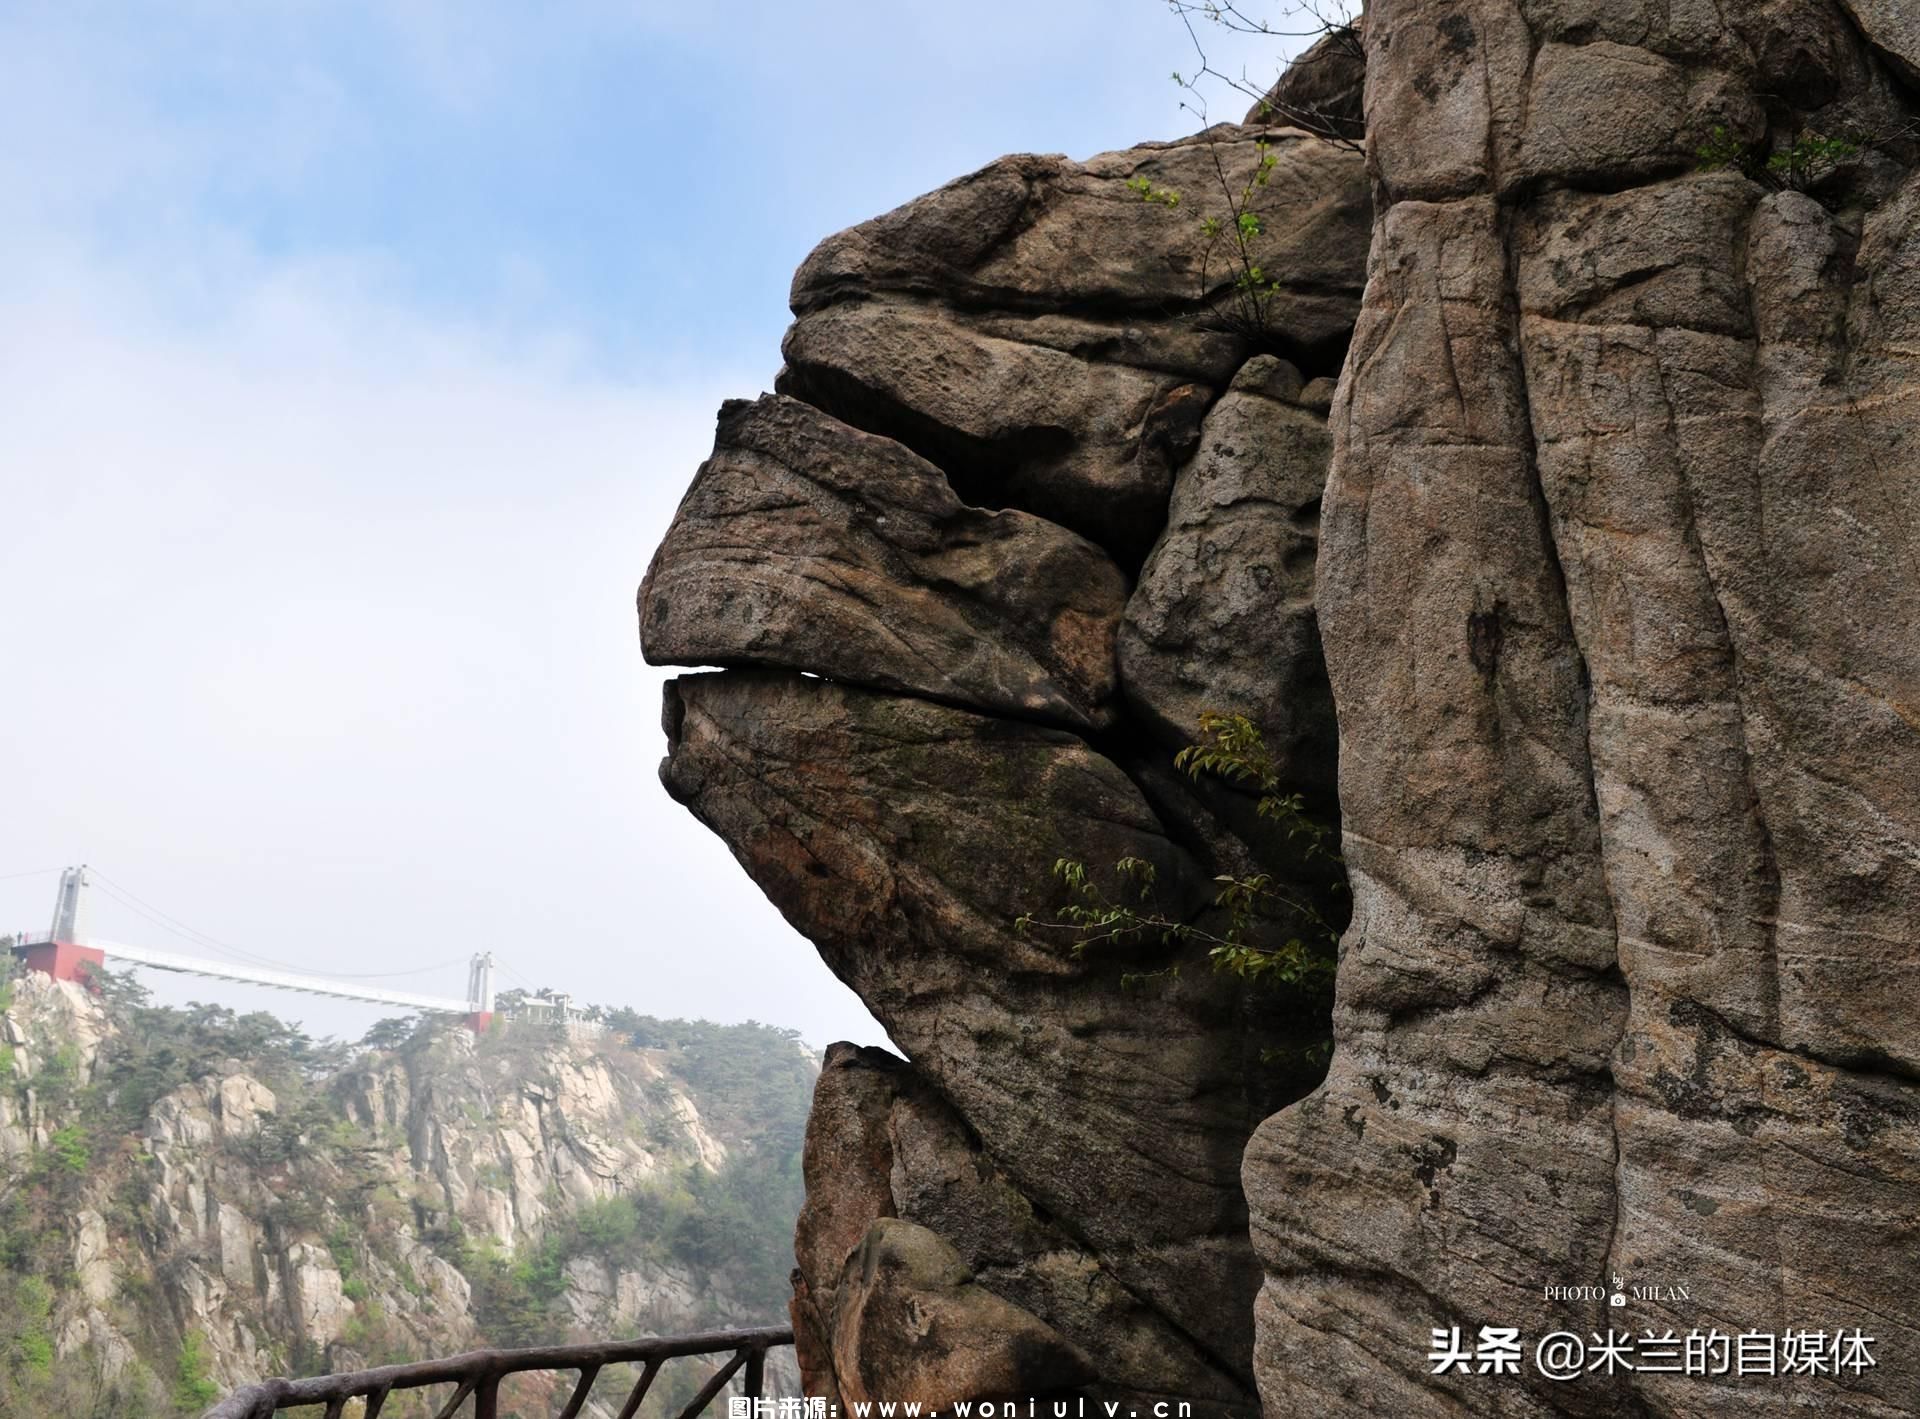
<box><xmin>1695</xmin><ymin>121</ymin><xmax>1913</xmax><ymax>195</ymax></box>
<box><xmin>172</xmin><ymin>1330</ymin><xmax>219</xmax><ymax>1411</ymax></box>
<box><xmin>1017</xmin><ymin>711</ymin><xmax>1341</xmax><ymax>991</ymax></box>
<box><xmin>325</xmin><ymin>1225</ymin><xmax>356</xmax><ymax>1279</ymax></box>
<box><xmin>569</xmin><ymin>1195</ymin><xmax>639</xmax><ymax>1257</ymax></box>
<box><xmin>44</xmin><ymin>1125</ymin><xmax>89</xmax><ymax>1175</ymax></box>
<box><xmin>5</xmin><ymin>1277</ymin><xmax>54</xmax><ymax>1376</ymax></box>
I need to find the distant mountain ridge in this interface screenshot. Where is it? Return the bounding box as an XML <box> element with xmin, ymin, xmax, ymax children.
<box><xmin>0</xmin><ymin>959</ymin><xmax>811</xmax><ymax>1416</ymax></box>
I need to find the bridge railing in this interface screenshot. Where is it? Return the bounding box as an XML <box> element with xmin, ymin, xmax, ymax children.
<box><xmin>199</xmin><ymin>1325</ymin><xmax>794</xmax><ymax>1419</ymax></box>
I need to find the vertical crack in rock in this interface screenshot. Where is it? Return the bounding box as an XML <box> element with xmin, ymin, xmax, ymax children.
<box><xmin>1652</xmin><ymin>312</ymin><xmax>1787</xmax><ymax>1046</ymax></box>
<box><xmin>1499</xmin><ymin>190</ymin><xmax>1638</xmax><ymax>1419</ymax></box>
<box><xmin>1247</xmin><ymin>168</ymin><xmax>1628</xmax><ymax>1417</ymax></box>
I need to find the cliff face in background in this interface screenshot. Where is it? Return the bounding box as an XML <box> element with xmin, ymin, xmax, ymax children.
<box><xmin>0</xmin><ymin>967</ymin><xmax>807</xmax><ymax>1417</ymax></box>
<box><xmin>642</xmin><ymin>5</ymin><xmax>1920</xmax><ymax>1416</ymax></box>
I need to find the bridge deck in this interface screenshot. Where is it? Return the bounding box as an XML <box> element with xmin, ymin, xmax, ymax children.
<box><xmin>13</xmin><ymin>932</ymin><xmax>475</xmax><ymax>1014</ymax></box>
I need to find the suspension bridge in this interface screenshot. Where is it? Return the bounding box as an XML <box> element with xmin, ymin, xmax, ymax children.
<box><xmin>9</xmin><ymin>866</ymin><xmax>501</xmax><ymax>1031</ymax></box>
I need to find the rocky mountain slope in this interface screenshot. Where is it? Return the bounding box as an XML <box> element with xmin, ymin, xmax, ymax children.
<box><xmin>641</xmin><ymin>5</ymin><xmax>1920</xmax><ymax>1416</ymax></box>
<box><xmin>0</xmin><ymin>963</ymin><xmax>809</xmax><ymax>1417</ymax></box>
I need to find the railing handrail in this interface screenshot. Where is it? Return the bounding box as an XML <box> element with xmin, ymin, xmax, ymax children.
<box><xmin>200</xmin><ymin>1324</ymin><xmax>795</xmax><ymax>1419</ymax></box>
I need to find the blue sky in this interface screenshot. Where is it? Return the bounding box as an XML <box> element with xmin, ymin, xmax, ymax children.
<box><xmin>0</xmin><ymin>2</ymin><xmax>1301</xmax><ymax>1048</ymax></box>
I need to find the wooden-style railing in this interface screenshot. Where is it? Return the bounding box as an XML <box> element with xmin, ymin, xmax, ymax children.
<box><xmin>200</xmin><ymin>1325</ymin><xmax>794</xmax><ymax>1419</ymax></box>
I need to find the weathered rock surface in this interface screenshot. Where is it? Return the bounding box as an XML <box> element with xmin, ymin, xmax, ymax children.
<box><xmin>1245</xmin><ymin>26</ymin><xmax>1368</xmax><ymax>139</ymax></box>
<box><xmin>829</xmin><ymin>1219</ymin><xmax>1091</xmax><ymax>1406</ymax></box>
<box><xmin>1841</xmin><ymin>1</ymin><xmax>1920</xmax><ymax>86</ymax></box>
<box><xmin>1119</xmin><ymin>354</ymin><xmax>1337</xmax><ymax>786</ymax></box>
<box><xmin>642</xmin><ymin>393</ymin><xmax>1129</xmax><ymax>731</ymax></box>
<box><xmin>777</xmin><ymin>127</ymin><xmax>1369</xmax><ymax>561</ymax></box>
<box><xmin>789</xmin><ymin>1044</ymin><xmax>1253</xmax><ymax>1406</ymax></box>
<box><xmin>1246</xmin><ymin>5</ymin><xmax>1920</xmax><ymax>1417</ymax></box>
<box><xmin>660</xmin><ymin>670</ymin><xmax>1325</xmax><ymax>1404</ymax></box>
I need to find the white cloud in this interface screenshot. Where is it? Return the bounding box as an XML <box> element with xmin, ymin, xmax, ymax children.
<box><xmin>0</xmin><ymin>240</ymin><xmax>887</xmax><ymax>1048</ymax></box>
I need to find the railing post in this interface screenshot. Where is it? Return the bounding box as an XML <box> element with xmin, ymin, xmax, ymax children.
<box><xmin>475</xmin><ymin>1372</ymin><xmax>500</xmax><ymax>1419</ymax></box>
<box><xmin>743</xmin><ymin>1345</ymin><xmax>766</xmax><ymax>1399</ymax></box>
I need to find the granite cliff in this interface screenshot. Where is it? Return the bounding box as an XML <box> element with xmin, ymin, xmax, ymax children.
<box><xmin>0</xmin><ymin>965</ymin><xmax>808</xmax><ymax>1416</ymax></box>
<box><xmin>641</xmin><ymin>5</ymin><xmax>1919</xmax><ymax>1415</ymax></box>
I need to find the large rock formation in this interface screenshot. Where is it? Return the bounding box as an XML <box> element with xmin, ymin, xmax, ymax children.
<box><xmin>645</xmin><ymin>10</ymin><xmax>1920</xmax><ymax>1416</ymax></box>
<box><xmin>1246</xmin><ymin>3</ymin><xmax>1920</xmax><ymax>1417</ymax></box>
<box><xmin>645</xmin><ymin>123</ymin><xmax>1370</xmax><ymax>1411</ymax></box>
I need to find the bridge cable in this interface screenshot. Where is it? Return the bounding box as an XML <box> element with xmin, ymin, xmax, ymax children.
<box><xmin>85</xmin><ymin>869</ymin><xmax>473</xmax><ymax>983</ymax></box>
<box><xmin>492</xmin><ymin>956</ymin><xmax>546</xmax><ymax>993</ymax></box>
